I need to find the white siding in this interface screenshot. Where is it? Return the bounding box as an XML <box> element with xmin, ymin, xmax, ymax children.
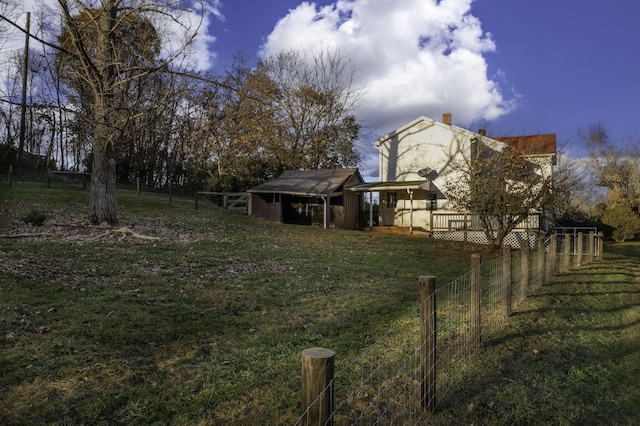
<box><xmin>375</xmin><ymin>116</ymin><xmax>506</xmax><ymax>230</ymax></box>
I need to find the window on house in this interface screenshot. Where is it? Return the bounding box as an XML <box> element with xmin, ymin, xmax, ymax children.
<box><xmin>386</xmin><ymin>191</ymin><xmax>397</xmax><ymax>208</ymax></box>
<box><xmin>426</xmin><ymin>192</ymin><xmax>437</xmax><ymax>211</ymax></box>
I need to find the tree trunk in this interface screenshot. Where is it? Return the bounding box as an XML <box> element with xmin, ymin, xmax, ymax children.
<box><xmin>87</xmin><ymin>1</ymin><xmax>119</xmax><ymax>226</ymax></box>
<box><xmin>89</xmin><ymin>121</ymin><xmax>118</xmax><ymax>226</ymax></box>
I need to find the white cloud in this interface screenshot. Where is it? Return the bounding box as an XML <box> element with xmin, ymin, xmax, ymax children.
<box><xmin>260</xmin><ymin>0</ymin><xmax>515</xmax><ymax>137</ymax></box>
<box><xmin>1</xmin><ymin>0</ymin><xmax>221</xmax><ymax>71</ymax></box>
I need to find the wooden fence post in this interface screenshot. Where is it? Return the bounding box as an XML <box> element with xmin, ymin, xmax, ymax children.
<box><xmin>520</xmin><ymin>241</ymin><xmax>529</xmax><ymax>302</ymax></box>
<box><xmin>598</xmin><ymin>232</ymin><xmax>604</xmax><ymax>260</ymax></box>
<box><xmin>137</xmin><ymin>177</ymin><xmax>141</xmax><ymax>197</ymax></box>
<box><xmin>549</xmin><ymin>234</ymin><xmax>557</xmax><ymax>278</ymax></box>
<box><xmin>419</xmin><ymin>275</ymin><xmax>437</xmax><ymax>413</ymax></box>
<box><xmin>168</xmin><ymin>181</ymin><xmax>173</xmax><ymax>204</ymax></box>
<box><xmin>503</xmin><ymin>245</ymin><xmax>512</xmax><ymax>317</ymax></box>
<box><xmin>587</xmin><ymin>231</ymin><xmax>595</xmax><ymax>263</ymax></box>
<box><xmin>563</xmin><ymin>234</ymin><xmax>571</xmax><ymax>271</ymax></box>
<box><xmin>537</xmin><ymin>237</ymin><xmax>545</xmax><ymax>290</ymax></box>
<box><xmin>301</xmin><ymin>347</ymin><xmax>335</xmax><ymax>426</ymax></box>
<box><xmin>576</xmin><ymin>232</ymin><xmax>583</xmax><ymax>266</ymax></box>
<box><xmin>519</xmin><ymin>240</ymin><xmax>531</xmax><ymax>302</ymax></box>
<box><xmin>471</xmin><ymin>254</ymin><xmax>482</xmax><ymax>349</ymax></box>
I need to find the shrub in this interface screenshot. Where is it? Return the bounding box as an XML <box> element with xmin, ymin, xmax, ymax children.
<box><xmin>22</xmin><ymin>209</ymin><xmax>47</xmax><ymax>227</ymax></box>
<box><xmin>601</xmin><ymin>204</ymin><xmax>640</xmax><ymax>242</ymax></box>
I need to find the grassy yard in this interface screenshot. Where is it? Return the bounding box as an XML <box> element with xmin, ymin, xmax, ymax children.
<box><xmin>1</xmin><ymin>182</ymin><xmax>639</xmax><ymax>425</ymax></box>
<box><xmin>430</xmin><ymin>243</ymin><xmax>640</xmax><ymax>425</ymax></box>
<box><xmin>0</xmin><ymin>182</ymin><xmax>483</xmax><ymax>425</ymax></box>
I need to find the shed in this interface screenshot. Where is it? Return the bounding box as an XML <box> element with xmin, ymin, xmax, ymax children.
<box><xmin>247</xmin><ymin>168</ymin><xmax>365</xmax><ymax>229</ymax></box>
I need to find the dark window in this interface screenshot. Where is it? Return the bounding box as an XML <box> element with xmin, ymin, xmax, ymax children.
<box><xmin>426</xmin><ymin>192</ymin><xmax>437</xmax><ymax>211</ymax></box>
<box><xmin>386</xmin><ymin>191</ymin><xmax>397</xmax><ymax>208</ymax></box>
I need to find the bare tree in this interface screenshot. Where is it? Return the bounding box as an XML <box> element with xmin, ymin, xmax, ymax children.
<box><xmin>184</xmin><ymin>49</ymin><xmax>364</xmax><ymax>191</ymax></box>
<box><xmin>54</xmin><ymin>0</ymin><xmax>204</xmax><ymax>226</ymax></box>
<box><xmin>0</xmin><ymin>0</ymin><xmax>18</xmax><ymax>57</ymax></box>
<box><xmin>261</xmin><ymin>49</ymin><xmax>363</xmax><ymax>171</ymax></box>
<box><xmin>444</xmin><ymin>134</ymin><xmax>555</xmax><ymax>249</ymax></box>
<box><xmin>528</xmin><ymin>141</ymin><xmax>588</xmax><ymax>226</ymax></box>
<box><xmin>579</xmin><ymin>124</ymin><xmax>640</xmax><ymax>240</ymax></box>
<box><xmin>186</xmin><ymin>56</ymin><xmax>281</xmax><ymax>191</ymax></box>
<box><xmin>580</xmin><ymin>124</ymin><xmax>640</xmax><ymax>211</ymax></box>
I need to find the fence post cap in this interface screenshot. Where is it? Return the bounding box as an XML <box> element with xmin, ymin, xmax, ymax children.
<box><xmin>302</xmin><ymin>347</ymin><xmax>335</xmax><ymax>358</ymax></box>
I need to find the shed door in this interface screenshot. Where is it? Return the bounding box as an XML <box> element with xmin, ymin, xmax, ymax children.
<box><xmin>381</xmin><ymin>191</ymin><xmax>397</xmax><ymax>226</ymax></box>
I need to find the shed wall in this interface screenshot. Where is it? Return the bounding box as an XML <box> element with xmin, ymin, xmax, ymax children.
<box><xmin>249</xmin><ymin>193</ymin><xmax>282</xmax><ymax>222</ymax></box>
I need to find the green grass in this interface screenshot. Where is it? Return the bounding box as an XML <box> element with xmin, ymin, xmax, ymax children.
<box><xmin>1</xmin><ymin>182</ymin><xmax>483</xmax><ymax>425</ymax></box>
<box><xmin>429</xmin><ymin>243</ymin><xmax>640</xmax><ymax>425</ymax></box>
<box><xmin>1</xmin><ymin>182</ymin><xmax>638</xmax><ymax>425</ymax></box>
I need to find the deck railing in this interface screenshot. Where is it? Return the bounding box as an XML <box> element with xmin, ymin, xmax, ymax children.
<box><xmin>430</xmin><ymin>213</ymin><xmax>542</xmax><ymax>232</ymax></box>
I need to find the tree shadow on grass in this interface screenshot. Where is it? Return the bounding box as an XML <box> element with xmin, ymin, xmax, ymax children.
<box><xmin>429</xmin><ymin>244</ymin><xmax>640</xmax><ymax>425</ymax></box>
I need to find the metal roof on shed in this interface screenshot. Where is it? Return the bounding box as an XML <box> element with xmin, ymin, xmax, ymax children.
<box><xmin>247</xmin><ymin>168</ymin><xmax>363</xmax><ymax>197</ymax></box>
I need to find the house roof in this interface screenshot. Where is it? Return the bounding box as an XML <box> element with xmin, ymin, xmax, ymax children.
<box><xmin>247</xmin><ymin>168</ymin><xmax>363</xmax><ymax>197</ymax></box>
<box><xmin>497</xmin><ymin>134</ymin><xmax>556</xmax><ymax>156</ymax></box>
<box><xmin>374</xmin><ymin>115</ymin><xmax>438</xmax><ymax>147</ymax></box>
<box><xmin>373</xmin><ymin>116</ymin><xmax>557</xmax><ymax>158</ymax></box>
<box><xmin>373</xmin><ymin>114</ymin><xmax>490</xmax><ymax>148</ymax></box>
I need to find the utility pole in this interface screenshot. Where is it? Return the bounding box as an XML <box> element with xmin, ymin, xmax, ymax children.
<box><xmin>17</xmin><ymin>11</ymin><xmax>30</xmax><ymax>173</ymax></box>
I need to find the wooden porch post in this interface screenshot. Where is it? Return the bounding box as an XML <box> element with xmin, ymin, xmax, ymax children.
<box><xmin>408</xmin><ymin>189</ymin><xmax>414</xmax><ymax>234</ymax></box>
<box><xmin>369</xmin><ymin>191</ymin><xmax>374</xmax><ymax>227</ymax></box>
<box><xmin>323</xmin><ymin>194</ymin><xmax>330</xmax><ymax>229</ymax></box>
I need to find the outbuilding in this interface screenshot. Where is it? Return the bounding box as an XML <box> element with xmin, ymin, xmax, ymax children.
<box><xmin>247</xmin><ymin>168</ymin><xmax>364</xmax><ymax>229</ymax></box>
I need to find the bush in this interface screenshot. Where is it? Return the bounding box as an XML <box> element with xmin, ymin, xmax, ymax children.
<box><xmin>601</xmin><ymin>204</ymin><xmax>640</xmax><ymax>242</ymax></box>
<box><xmin>22</xmin><ymin>209</ymin><xmax>47</xmax><ymax>227</ymax></box>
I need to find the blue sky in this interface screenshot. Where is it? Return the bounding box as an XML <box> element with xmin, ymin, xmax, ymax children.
<box><xmin>206</xmin><ymin>0</ymin><xmax>640</xmax><ymax>161</ymax></box>
<box><xmin>472</xmin><ymin>0</ymin><xmax>640</xmax><ymax>154</ymax></box>
<box><xmin>7</xmin><ymin>0</ymin><xmax>640</xmax><ymax>172</ymax></box>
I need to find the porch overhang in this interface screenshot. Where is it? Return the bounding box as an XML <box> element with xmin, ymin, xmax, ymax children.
<box><xmin>350</xmin><ymin>180</ymin><xmax>432</xmax><ymax>192</ymax></box>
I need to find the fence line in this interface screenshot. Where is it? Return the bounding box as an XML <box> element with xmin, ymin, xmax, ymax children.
<box><xmin>295</xmin><ymin>232</ymin><xmax>603</xmax><ymax>425</ymax></box>
<box><xmin>2</xmin><ymin>165</ymin><xmax>197</xmax><ymax>194</ymax></box>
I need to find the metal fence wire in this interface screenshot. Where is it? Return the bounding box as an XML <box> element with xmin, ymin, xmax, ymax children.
<box><xmin>295</xmin><ymin>232</ymin><xmax>602</xmax><ymax>425</ymax></box>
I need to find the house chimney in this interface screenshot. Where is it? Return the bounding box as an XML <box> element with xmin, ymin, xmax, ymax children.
<box><xmin>443</xmin><ymin>113</ymin><xmax>452</xmax><ymax>125</ymax></box>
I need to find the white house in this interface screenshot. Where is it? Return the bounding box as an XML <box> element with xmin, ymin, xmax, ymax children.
<box><xmin>353</xmin><ymin>113</ymin><xmax>556</xmax><ymax>238</ymax></box>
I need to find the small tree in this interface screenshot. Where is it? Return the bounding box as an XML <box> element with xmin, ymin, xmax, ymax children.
<box><xmin>601</xmin><ymin>203</ymin><xmax>640</xmax><ymax>242</ymax></box>
<box><xmin>581</xmin><ymin>124</ymin><xmax>640</xmax><ymax>212</ymax></box>
<box><xmin>445</xmin><ymin>134</ymin><xmax>554</xmax><ymax>249</ymax></box>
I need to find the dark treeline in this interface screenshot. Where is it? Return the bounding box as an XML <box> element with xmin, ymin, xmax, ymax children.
<box><xmin>0</xmin><ymin>7</ymin><xmax>362</xmax><ymax>195</ymax></box>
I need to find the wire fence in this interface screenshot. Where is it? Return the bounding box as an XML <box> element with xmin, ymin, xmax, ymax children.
<box><xmin>295</xmin><ymin>232</ymin><xmax>603</xmax><ymax>425</ymax></box>
<box><xmin>3</xmin><ymin>170</ymin><xmax>604</xmax><ymax>424</ymax></box>
<box><xmin>1</xmin><ymin>166</ymin><xmax>200</xmax><ymax>198</ymax></box>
